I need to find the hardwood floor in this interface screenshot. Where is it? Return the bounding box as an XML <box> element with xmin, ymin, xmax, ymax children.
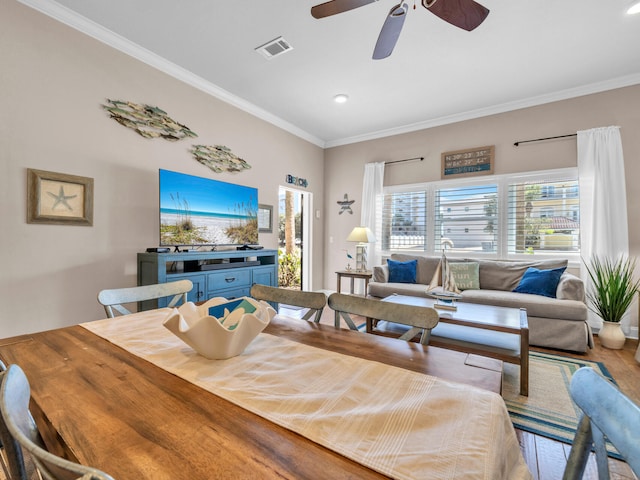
<box><xmin>523</xmin><ymin>337</ymin><xmax>640</xmax><ymax>480</ymax></box>
<box><xmin>304</xmin><ymin>305</ymin><xmax>640</xmax><ymax>480</ymax></box>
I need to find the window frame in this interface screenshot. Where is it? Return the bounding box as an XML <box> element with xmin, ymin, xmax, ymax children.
<box><xmin>379</xmin><ymin>167</ymin><xmax>580</xmax><ymax>264</ymax></box>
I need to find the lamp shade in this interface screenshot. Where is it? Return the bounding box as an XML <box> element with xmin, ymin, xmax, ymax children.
<box><xmin>347</xmin><ymin>226</ymin><xmax>376</xmax><ymax>243</ymax></box>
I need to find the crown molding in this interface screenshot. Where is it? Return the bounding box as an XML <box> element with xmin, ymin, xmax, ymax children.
<box><xmin>325</xmin><ymin>73</ymin><xmax>640</xmax><ymax>148</ymax></box>
<box><xmin>17</xmin><ymin>0</ymin><xmax>640</xmax><ymax>150</ymax></box>
<box><xmin>18</xmin><ymin>0</ymin><xmax>326</xmax><ymax>148</ymax></box>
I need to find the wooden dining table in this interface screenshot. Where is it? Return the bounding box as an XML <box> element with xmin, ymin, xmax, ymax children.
<box><xmin>0</xmin><ymin>310</ymin><xmax>507</xmax><ymax>479</ymax></box>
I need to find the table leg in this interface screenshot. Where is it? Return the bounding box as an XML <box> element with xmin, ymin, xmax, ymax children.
<box><xmin>350</xmin><ymin>277</ymin><xmax>354</xmax><ymax>294</ymax></box>
<box><xmin>519</xmin><ymin>309</ymin><xmax>529</xmax><ymax>396</ymax></box>
<box><xmin>336</xmin><ymin>274</ymin><xmax>341</xmax><ymax>294</ymax></box>
<box><xmin>366</xmin><ymin>317</ymin><xmax>373</xmax><ymax>333</ymax></box>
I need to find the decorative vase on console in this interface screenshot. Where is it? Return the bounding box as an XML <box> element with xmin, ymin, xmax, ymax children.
<box><xmin>584</xmin><ymin>256</ymin><xmax>640</xmax><ymax>350</ymax></box>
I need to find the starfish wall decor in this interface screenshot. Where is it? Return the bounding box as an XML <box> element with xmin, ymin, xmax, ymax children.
<box><xmin>337</xmin><ymin>194</ymin><xmax>354</xmax><ymax>214</ymax></box>
<box><xmin>47</xmin><ymin>185</ymin><xmax>77</xmax><ymax>211</ymax></box>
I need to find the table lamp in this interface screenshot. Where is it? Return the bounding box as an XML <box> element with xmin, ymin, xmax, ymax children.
<box><xmin>347</xmin><ymin>226</ymin><xmax>376</xmax><ymax>272</ymax></box>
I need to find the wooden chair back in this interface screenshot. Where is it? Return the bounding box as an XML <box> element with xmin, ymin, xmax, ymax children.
<box><xmin>97</xmin><ymin>279</ymin><xmax>193</xmax><ymax>317</ymax></box>
<box><xmin>327</xmin><ymin>293</ymin><xmax>439</xmax><ymax>344</ymax></box>
<box><xmin>563</xmin><ymin>367</ymin><xmax>640</xmax><ymax>480</ymax></box>
<box><xmin>0</xmin><ymin>364</ymin><xmax>115</xmax><ymax>480</ymax></box>
<box><xmin>0</xmin><ymin>360</ymin><xmax>36</xmax><ymax>480</ymax></box>
<box><xmin>250</xmin><ymin>284</ymin><xmax>327</xmax><ymax>322</ymax></box>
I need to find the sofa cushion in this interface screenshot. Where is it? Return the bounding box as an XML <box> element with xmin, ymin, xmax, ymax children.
<box><xmin>387</xmin><ymin>259</ymin><xmax>417</xmax><ymax>283</ymax></box>
<box><xmin>449</xmin><ymin>262</ymin><xmax>480</xmax><ymax>290</ymax></box>
<box><xmin>556</xmin><ymin>272</ymin><xmax>585</xmax><ymax>302</ymax></box>
<box><xmin>391</xmin><ymin>254</ymin><xmax>440</xmax><ymax>285</ymax></box>
<box><xmin>373</xmin><ymin>264</ymin><xmax>389</xmax><ymax>283</ymax></box>
<box><xmin>368</xmin><ymin>282</ymin><xmax>428</xmax><ymax>299</ymax></box>
<box><xmin>512</xmin><ymin>266</ymin><xmax>566</xmax><ymax>298</ymax></box>
<box><xmin>472</xmin><ymin>258</ymin><xmax>569</xmax><ymax>291</ymax></box>
<box><xmin>459</xmin><ymin>289</ymin><xmax>587</xmax><ymax>321</ymax></box>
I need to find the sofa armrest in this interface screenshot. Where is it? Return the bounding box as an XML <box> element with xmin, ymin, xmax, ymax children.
<box><xmin>373</xmin><ymin>265</ymin><xmax>389</xmax><ymax>283</ymax></box>
<box><xmin>556</xmin><ymin>272</ymin><xmax>585</xmax><ymax>302</ymax></box>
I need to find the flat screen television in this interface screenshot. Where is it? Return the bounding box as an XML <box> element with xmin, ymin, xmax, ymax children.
<box><xmin>159</xmin><ymin>169</ymin><xmax>258</xmax><ymax>247</ymax></box>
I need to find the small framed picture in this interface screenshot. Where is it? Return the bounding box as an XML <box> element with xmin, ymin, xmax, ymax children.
<box><xmin>258</xmin><ymin>204</ymin><xmax>273</xmax><ymax>233</ymax></box>
<box><xmin>27</xmin><ymin>168</ymin><xmax>94</xmax><ymax>226</ymax></box>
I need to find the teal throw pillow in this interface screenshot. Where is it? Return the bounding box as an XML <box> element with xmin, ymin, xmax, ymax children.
<box><xmin>387</xmin><ymin>259</ymin><xmax>417</xmax><ymax>284</ymax></box>
<box><xmin>513</xmin><ymin>266</ymin><xmax>566</xmax><ymax>298</ymax></box>
<box><xmin>449</xmin><ymin>262</ymin><xmax>480</xmax><ymax>290</ymax></box>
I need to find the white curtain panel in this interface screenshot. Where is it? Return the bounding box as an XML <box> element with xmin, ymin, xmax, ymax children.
<box><xmin>361</xmin><ymin>162</ymin><xmax>385</xmax><ymax>269</ymax></box>
<box><xmin>577</xmin><ymin>126</ymin><xmax>631</xmax><ymax>330</ymax></box>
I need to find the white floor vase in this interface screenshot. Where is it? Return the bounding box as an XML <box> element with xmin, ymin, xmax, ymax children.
<box><xmin>598</xmin><ymin>320</ymin><xmax>626</xmax><ymax>349</ymax></box>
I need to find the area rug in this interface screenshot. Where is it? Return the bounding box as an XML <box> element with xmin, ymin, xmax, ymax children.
<box><xmin>502</xmin><ymin>351</ymin><xmax>620</xmax><ymax>458</ymax></box>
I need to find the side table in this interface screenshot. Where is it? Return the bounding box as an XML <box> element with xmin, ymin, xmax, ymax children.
<box><xmin>336</xmin><ymin>270</ymin><xmax>372</xmax><ymax>296</ymax></box>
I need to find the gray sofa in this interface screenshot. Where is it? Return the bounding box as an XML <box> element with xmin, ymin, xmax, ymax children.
<box><xmin>368</xmin><ymin>253</ymin><xmax>592</xmax><ymax>352</ymax></box>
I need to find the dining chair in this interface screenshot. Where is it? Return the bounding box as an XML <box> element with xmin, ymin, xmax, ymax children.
<box><xmin>0</xmin><ymin>360</ymin><xmax>38</xmax><ymax>480</ymax></box>
<box><xmin>97</xmin><ymin>279</ymin><xmax>193</xmax><ymax>318</ymax></box>
<box><xmin>250</xmin><ymin>284</ymin><xmax>327</xmax><ymax>322</ymax></box>
<box><xmin>0</xmin><ymin>364</ymin><xmax>115</xmax><ymax>480</ymax></box>
<box><xmin>562</xmin><ymin>367</ymin><xmax>640</xmax><ymax>480</ymax></box>
<box><xmin>327</xmin><ymin>293</ymin><xmax>439</xmax><ymax>344</ymax></box>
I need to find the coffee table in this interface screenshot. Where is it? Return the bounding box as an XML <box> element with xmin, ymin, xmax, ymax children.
<box><xmin>373</xmin><ymin>294</ymin><xmax>529</xmax><ymax>396</ymax></box>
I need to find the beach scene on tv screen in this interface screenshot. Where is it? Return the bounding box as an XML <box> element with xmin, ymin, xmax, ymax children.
<box><xmin>160</xmin><ymin>169</ymin><xmax>258</xmax><ymax>246</ymax></box>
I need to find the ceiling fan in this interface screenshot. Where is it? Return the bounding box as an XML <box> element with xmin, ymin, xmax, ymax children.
<box><xmin>311</xmin><ymin>0</ymin><xmax>489</xmax><ymax>59</ymax></box>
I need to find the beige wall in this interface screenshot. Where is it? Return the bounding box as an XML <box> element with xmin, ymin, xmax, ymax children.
<box><xmin>324</xmin><ymin>86</ymin><xmax>640</xmax><ymax>334</ymax></box>
<box><xmin>3</xmin><ymin>2</ymin><xmax>639</xmax><ymax>339</ymax></box>
<box><xmin>0</xmin><ymin>2</ymin><xmax>324</xmax><ymax>337</ymax></box>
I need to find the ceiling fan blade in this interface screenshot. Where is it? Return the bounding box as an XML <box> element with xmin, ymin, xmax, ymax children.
<box><xmin>311</xmin><ymin>0</ymin><xmax>378</xmax><ymax>19</ymax></box>
<box><xmin>422</xmin><ymin>0</ymin><xmax>489</xmax><ymax>31</ymax></box>
<box><xmin>372</xmin><ymin>3</ymin><xmax>408</xmax><ymax>60</ymax></box>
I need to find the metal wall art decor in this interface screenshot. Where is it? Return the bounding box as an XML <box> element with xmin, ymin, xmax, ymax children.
<box><xmin>102</xmin><ymin>99</ymin><xmax>198</xmax><ymax>141</ymax></box>
<box><xmin>337</xmin><ymin>194</ymin><xmax>354</xmax><ymax>214</ymax></box>
<box><xmin>285</xmin><ymin>174</ymin><xmax>309</xmax><ymax>188</ymax></box>
<box><xmin>27</xmin><ymin>168</ymin><xmax>94</xmax><ymax>226</ymax></box>
<box><xmin>191</xmin><ymin>145</ymin><xmax>251</xmax><ymax>173</ymax></box>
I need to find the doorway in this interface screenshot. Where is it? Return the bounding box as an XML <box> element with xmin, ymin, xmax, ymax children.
<box><xmin>278</xmin><ymin>186</ymin><xmax>312</xmax><ymax>290</ymax></box>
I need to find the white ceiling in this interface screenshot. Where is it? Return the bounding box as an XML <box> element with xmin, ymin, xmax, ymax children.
<box><xmin>20</xmin><ymin>0</ymin><xmax>640</xmax><ymax>147</ymax></box>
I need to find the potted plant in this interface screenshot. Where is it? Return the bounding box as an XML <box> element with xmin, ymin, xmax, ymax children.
<box><xmin>584</xmin><ymin>256</ymin><xmax>640</xmax><ymax>349</ymax></box>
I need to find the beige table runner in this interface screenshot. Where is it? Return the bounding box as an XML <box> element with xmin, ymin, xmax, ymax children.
<box><xmin>82</xmin><ymin>309</ymin><xmax>531</xmax><ymax>480</ymax></box>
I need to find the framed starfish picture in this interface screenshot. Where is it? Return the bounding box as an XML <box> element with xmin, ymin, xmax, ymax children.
<box><xmin>27</xmin><ymin>169</ymin><xmax>94</xmax><ymax>226</ymax></box>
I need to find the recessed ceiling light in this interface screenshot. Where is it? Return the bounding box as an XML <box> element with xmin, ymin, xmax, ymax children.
<box><xmin>334</xmin><ymin>94</ymin><xmax>349</xmax><ymax>104</ymax></box>
<box><xmin>627</xmin><ymin>1</ymin><xmax>640</xmax><ymax>14</ymax></box>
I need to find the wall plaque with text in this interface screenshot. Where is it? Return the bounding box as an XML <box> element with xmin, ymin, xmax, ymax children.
<box><xmin>441</xmin><ymin>145</ymin><xmax>495</xmax><ymax>179</ymax></box>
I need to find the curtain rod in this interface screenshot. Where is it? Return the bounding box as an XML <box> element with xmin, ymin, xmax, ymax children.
<box><xmin>384</xmin><ymin>156</ymin><xmax>424</xmax><ymax>165</ymax></box>
<box><xmin>513</xmin><ymin>133</ymin><xmax>577</xmax><ymax>147</ymax></box>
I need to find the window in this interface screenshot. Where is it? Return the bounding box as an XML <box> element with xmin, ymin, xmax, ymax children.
<box><xmin>434</xmin><ymin>184</ymin><xmax>498</xmax><ymax>253</ymax></box>
<box><xmin>379</xmin><ymin>168</ymin><xmax>580</xmax><ymax>259</ymax></box>
<box><xmin>380</xmin><ymin>188</ymin><xmax>427</xmax><ymax>251</ymax></box>
<box><xmin>507</xmin><ymin>172</ymin><xmax>580</xmax><ymax>255</ymax></box>
<box><xmin>540</xmin><ymin>208</ymin><xmax>554</xmax><ymax>218</ymax></box>
<box><xmin>541</xmin><ymin>185</ymin><xmax>556</xmax><ymax>198</ymax></box>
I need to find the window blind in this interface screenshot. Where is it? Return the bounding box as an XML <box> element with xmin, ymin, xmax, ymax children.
<box><xmin>434</xmin><ymin>184</ymin><xmax>498</xmax><ymax>253</ymax></box>
<box><xmin>507</xmin><ymin>175</ymin><xmax>580</xmax><ymax>254</ymax></box>
<box><xmin>381</xmin><ymin>190</ymin><xmax>427</xmax><ymax>251</ymax></box>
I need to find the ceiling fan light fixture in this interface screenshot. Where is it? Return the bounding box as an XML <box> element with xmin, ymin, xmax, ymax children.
<box><xmin>334</xmin><ymin>94</ymin><xmax>349</xmax><ymax>104</ymax></box>
<box><xmin>627</xmin><ymin>1</ymin><xmax>640</xmax><ymax>14</ymax></box>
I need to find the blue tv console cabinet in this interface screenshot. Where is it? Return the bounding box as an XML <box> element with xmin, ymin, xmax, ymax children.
<box><xmin>137</xmin><ymin>249</ymin><xmax>278</xmax><ymax>310</ymax></box>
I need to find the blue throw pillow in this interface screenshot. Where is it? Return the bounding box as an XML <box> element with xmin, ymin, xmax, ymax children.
<box><xmin>513</xmin><ymin>267</ymin><xmax>566</xmax><ymax>298</ymax></box>
<box><xmin>387</xmin><ymin>259</ymin><xmax>417</xmax><ymax>284</ymax></box>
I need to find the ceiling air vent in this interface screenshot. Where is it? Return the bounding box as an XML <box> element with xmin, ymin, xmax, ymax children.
<box><xmin>255</xmin><ymin>36</ymin><xmax>293</xmax><ymax>59</ymax></box>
